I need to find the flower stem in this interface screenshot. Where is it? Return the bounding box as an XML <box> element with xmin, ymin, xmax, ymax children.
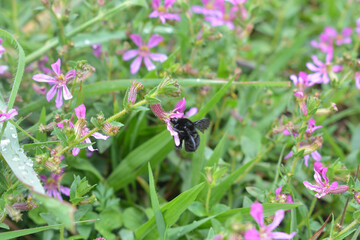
<box><xmin>335</xmin><ymin>219</ymin><xmax>359</xmax><ymax>237</ymax></box>
<box><xmin>205</xmin><ymin>184</ymin><xmax>213</xmax><ymax>216</ymax></box>
<box><xmin>11</xmin><ymin>0</ymin><xmax>19</xmax><ymax>36</ymax></box>
<box><xmin>48</xmin><ymin>7</ymin><xmax>66</xmax><ymax>45</ymax></box>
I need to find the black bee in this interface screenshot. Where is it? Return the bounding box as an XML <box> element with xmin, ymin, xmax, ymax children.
<box><xmin>170</xmin><ymin>118</ymin><xmax>210</xmax><ymax>152</ymax></box>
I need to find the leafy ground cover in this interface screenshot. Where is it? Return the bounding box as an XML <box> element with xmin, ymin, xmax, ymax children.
<box><xmin>0</xmin><ymin>0</ymin><xmax>360</xmax><ymax>239</ymax></box>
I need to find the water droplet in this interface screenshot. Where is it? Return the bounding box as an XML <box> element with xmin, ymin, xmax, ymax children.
<box><xmin>18</xmin><ymin>148</ymin><xmax>24</xmax><ymax>153</ymax></box>
<box><xmin>11</xmin><ymin>134</ymin><xmax>17</xmax><ymax>138</ymax></box>
<box><xmin>84</xmin><ymin>39</ymin><xmax>90</xmax><ymax>44</ymax></box>
<box><xmin>22</xmin><ymin>170</ymin><xmax>28</xmax><ymax>175</ymax></box>
<box><xmin>40</xmin><ymin>145</ymin><xmax>44</xmax><ymax>149</ymax></box>
<box><xmin>1</xmin><ymin>139</ymin><xmax>10</xmax><ymax>146</ymax></box>
<box><xmin>12</xmin><ymin>157</ymin><xmax>19</xmax><ymax>162</ymax></box>
<box><xmin>18</xmin><ymin>165</ymin><xmax>25</xmax><ymax>170</ymax></box>
<box><xmin>26</xmin><ymin>161</ymin><xmax>33</xmax><ymax>167</ymax></box>
<box><xmin>196</xmin><ymin>78</ymin><xmax>200</xmax><ymax>82</ymax></box>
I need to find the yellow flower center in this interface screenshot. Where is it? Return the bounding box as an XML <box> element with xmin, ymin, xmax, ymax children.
<box><xmin>140</xmin><ymin>46</ymin><xmax>149</xmax><ymax>51</ymax></box>
<box><xmin>205</xmin><ymin>3</ymin><xmax>213</xmax><ymax>9</ymax></box>
<box><xmin>158</xmin><ymin>6</ymin><xmax>166</xmax><ymax>12</ymax></box>
<box><xmin>47</xmin><ymin>179</ymin><xmax>55</xmax><ymax>184</ymax></box>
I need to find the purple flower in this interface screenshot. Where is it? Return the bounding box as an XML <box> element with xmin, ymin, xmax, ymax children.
<box><xmin>0</xmin><ymin>38</ymin><xmax>5</xmax><ymax>58</ymax></box>
<box><xmin>204</xmin><ymin>5</ymin><xmax>237</xmax><ymax>29</ymax></box>
<box><xmin>314</xmin><ymin>162</ymin><xmax>324</xmax><ymax>173</ymax></box>
<box><xmin>192</xmin><ymin>0</ymin><xmax>224</xmax><ymax>16</ymax></box>
<box><xmin>303</xmin><ymin>150</ymin><xmax>321</xmax><ymax>167</ymax></box>
<box><xmin>91</xmin><ymin>44</ymin><xmax>102</xmax><ymax>58</ymax></box>
<box><xmin>275</xmin><ymin>186</ymin><xmax>293</xmax><ymax>204</ymax></box>
<box><xmin>244</xmin><ymin>202</ymin><xmax>296</xmax><ymax>240</ymax></box>
<box><xmin>40</xmin><ymin>170</ymin><xmax>70</xmax><ymax>201</ymax></box>
<box><xmin>306</xmin><ymin>118</ymin><xmax>322</xmax><ymax>135</ymax></box>
<box><xmin>303</xmin><ymin>167</ymin><xmax>338</xmax><ymax>199</ymax></box>
<box><xmin>32</xmin><ymin>59</ymin><xmax>75</xmax><ymax>108</ymax></box>
<box><xmin>123</xmin><ymin>34</ymin><xmax>168</xmax><ymax>74</ymax></box>
<box><xmin>0</xmin><ymin>106</ymin><xmax>18</xmax><ymax>123</ymax></box>
<box><xmin>325</xmin><ymin>26</ymin><xmax>352</xmax><ymax>46</ymax></box>
<box><xmin>355</xmin><ymin>192</ymin><xmax>360</xmax><ymax>204</ymax></box>
<box><xmin>306</xmin><ymin>53</ymin><xmax>343</xmax><ymax>85</ymax></box>
<box><xmin>57</xmin><ymin>104</ymin><xmax>109</xmax><ymax>156</ymax></box>
<box><xmin>356</xmin><ymin>18</ymin><xmax>360</xmax><ymax>37</ymax></box>
<box><xmin>150</xmin><ymin>97</ymin><xmax>186</xmax><ymax>146</ymax></box>
<box><xmin>227</xmin><ymin>0</ymin><xmax>247</xmax><ymax>19</ymax></box>
<box><xmin>0</xmin><ymin>65</ymin><xmax>8</xmax><ymax>74</ymax></box>
<box><xmin>149</xmin><ymin>0</ymin><xmax>181</xmax><ymax>24</ymax></box>
<box><xmin>355</xmin><ymin>72</ymin><xmax>360</xmax><ymax>89</ymax></box>
<box><xmin>290</xmin><ymin>71</ymin><xmax>311</xmax><ymax>90</ymax></box>
<box><xmin>311</xmin><ymin>32</ymin><xmax>333</xmax><ymax>54</ymax></box>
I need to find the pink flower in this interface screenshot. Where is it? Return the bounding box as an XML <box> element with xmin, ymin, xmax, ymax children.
<box><xmin>306</xmin><ymin>118</ymin><xmax>322</xmax><ymax>135</ymax></box>
<box><xmin>149</xmin><ymin>0</ymin><xmax>181</xmax><ymax>24</ymax></box>
<box><xmin>91</xmin><ymin>44</ymin><xmax>102</xmax><ymax>58</ymax></box>
<box><xmin>0</xmin><ymin>106</ymin><xmax>18</xmax><ymax>123</ymax></box>
<box><xmin>32</xmin><ymin>59</ymin><xmax>75</xmax><ymax>108</ymax></box>
<box><xmin>38</xmin><ymin>56</ymin><xmax>52</xmax><ymax>74</ymax></box>
<box><xmin>306</xmin><ymin>52</ymin><xmax>343</xmax><ymax>85</ymax></box>
<box><xmin>290</xmin><ymin>71</ymin><xmax>311</xmax><ymax>90</ymax></box>
<box><xmin>311</xmin><ymin>32</ymin><xmax>333</xmax><ymax>54</ymax></box>
<box><xmin>57</xmin><ymin>104</ymin><xmax>109</xmax><ymax>156</ymax></box>
<box><xmin>123</xmin><ymin>34</ymin><xmax>168</xmax><ymax>74</ymax></box>
<box><xmin>275</xmin><ymin>186</ymin><xmax>293</xmax><ymax>204</ymax></box>
<box><xmin>356</xmin><ymin>18</ymin><xmax>360</xmax><ymax>37</ymax></box>
<box><xmin>303</xmin><ymin>167</ymin><xmax>338</xmax><ymax>198</ymax></box>
<box><xmin>227</xmin><ymin>0</ymin><xmax>247</xmax><ymax>19</ymax></box>
<box><xmin>150</xmin><ymin>97</ymin><xmax>186</xmax><ymax>146</ymax></box>
<box><xmin>40</xmin><ymin>170</ymin><xmax>70</xmax><ymax>201</ymax></box>
<box><xmin>314</xmin><ymin>162</ymin><xmax>324</xmax><ymax>173</ymax></box>
<box><xmin>128</xmin><ymin>81</ymin><xmax>144</xmax><ymax>104</ymax></box>
<box><xmin>355</xmin><ymin>72</ymin><xmax>360</xmax><ymax>89</ymax></box>
<box><xmin>325</xmin><ymin>26</ymin><xmax>352</xmax><ymax>46</ymax></box>
<box><xmin>244</xmin><ymin>203</ymin><xmax>296</xmax><ymax>240</ymax></box>
<box><xmin>192</xmin><ymin>0</ymin><xmax>224</xmax><ymax>16</ymax></box>
<box><xmin>204</xmin><ymin>5</ymin><xmax>237</xmax><ymax>29</ymax></box>
<box><xmin>0</xmin><ymin>65</ymin><xmax>8</xmax><ymax>74</ymax></box>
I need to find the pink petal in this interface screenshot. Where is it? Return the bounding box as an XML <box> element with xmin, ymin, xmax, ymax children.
<box><xmin>55</xmin><ymin>88</ymin><xmax>63</xmax><ymax>108</ymax></box>
<box><xmin>149</xmin><ymin>11</ymin><xmax>160</xmax><ymax>18</ymax></box>
<box><xmin>244</xmin><ymin>228</ymin><xmax>260</xmax><ymax>240</ymax></box>
<box><xmin>65</xmin><ymin>69</ymin><xmax>76</xmax><ymax>81</ymax></box>
<box><xmin>332</xmin><ymin>65</ymin><xmax>343</xmax><ymax>73</ymax></box>
<box><xmin>75</xmin><ymin>104</ymin><xmax>86</xmax><ymax>119</ymax></box>
<box><xmin>92</xmin><ymin>132</ymin><xmax>109</xmax><ymax>140</ymax></box>
<box><xmin>342</xmin><ymin>27</ymin><xmax>352</xmax><ymax>37</ymax></box>
<box><xmin>284</xmin><ymin>151</ymin><xmax>293</xmax><ymax>160</ymax></box>
<box><xmin>303</xmin><ymin>181</ymin><xmax>322</xmax><ymax>192</ymax></box>
<box><xmin>130</xmin><ymin>34</ymin><xmax>143</xmax><ymax>47</ymax></box>
<box><xmin>311</xmin><ymin>150</ymin><xmax>322</xmax><ymax>162</ymax></box>
<box><xmin>163</xmin><ymin>13</ymin><xmax>181</xmax><ymax>21</ymax></box>
<box><xmin>144</xmin><ymin>57</ymin><xmax>156</xmax><ymax>71</ymax></box>
<box><xmin>72</xmin><ymin>148</ymin><xmax>80</xmax><ymax>156</ymax></box>
<box><xmin>63</xmin><ymin>85</ymin><xmax>73</xmax><ymax>100</ymax></box>
<box><xmin>46</xmin><ymin>85</ymin><xmax>57</xmax><ymax>102</ymax></box>
<box><xmin>304</xmin><ymin>155</ymin><xmax>310</xmax><ymax>167</ymax></box>
<box><xmin>289</xmin><ymin>75</ymin><xmax>298</xmax><ymax>85</ymax></box>
<box><xmin>174</xmin><ymin>97</ymin><xmax>186</xmax><ymax>112</ymax></box>
<box><xmin>60</xmin><ymin>186</ymin><xmax>70</xmax><ymax>196</ymax></box>
<box><xmin>275</xmin><ymin>186</ymin><xmax>282</xmax><ymax>198</ymax></box>
<box><xmin>123</xmin><ymin>50</ymin><xmax>139</xmax><ymax>61</ymax></box>
<box><xmin>311</xmin><ymin>55</ymin><xmax>323</xmax><ymax>67</ymax></box>
<box><xmin>148</xmin><ymin>34</ymin><xmax>164</xmax><ymax>48</ymax></box>
<box><xmin>130</xmin><ymin>56</ymin><xmax>143</xmax><ymax>74</ymax></box>
<box><xmin>149</xmin><ymin>53</ymin><xmax>168</xmax><ymax>62</ymax></box>
<box><xmin>250</xmin><ymin>202</ymin><xmax>264</xmax><ymax>227</ymax></box>
<box><xmin>322</xmin><ymin>167</ymin><xmax>329</xmax><ymax>183</ymax></box>
<box><xmin>271</xmin><ymin>231</ymin><xmax>297</xmax><ymax>239</ymax></box>
<box><xmin>164</xmin><ymin>0</ymin><xmax>176</xmax><ymax>8</ymax></box>
<box><xmin>306</xmin><ymin>62</ymin><xmax>320</xmax><ymax>72</ymax></box>
<box><xmin>152</xmin><ymin>0</ymin><xmax>160</xmax><ymax>9</ymax></box>
<box><xmin>314</xmin><ymin>170</ymin><xmax>324</xmax><ymax>186</ymax></box>
<box><xmin>51</xmin><ymin>58</ymin><xmax>61</xmax><ymax>76</ymax></box>
<box><xmin>185</xmin><ymin>107</ymin><xmax>198</xmax><ymax>117</ymax></box>
<box><xmin>267</xmin><ymin>209</ymin><xmax>285</xmax><ymax>231</ymax></box>
<box><xmin>32</xmin><ymin>73</ymin><xmax>56</xmax><ymax>83</ymax></box>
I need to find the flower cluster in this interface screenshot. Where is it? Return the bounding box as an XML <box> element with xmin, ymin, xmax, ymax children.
<box><xmin>149</xmin><ymin>0</ymin><xmax>181</xmax><ymax>24</ymax></box>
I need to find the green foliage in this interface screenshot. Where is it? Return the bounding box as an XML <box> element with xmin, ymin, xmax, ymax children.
<box><xmin>69</xmin><ymin>175</ymin><xmax>96</xmax><ymax>205</ymax></box>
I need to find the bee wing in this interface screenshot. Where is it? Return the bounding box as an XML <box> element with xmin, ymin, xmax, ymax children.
<box><xmin>185</xmin><ymin>132</ymin><xmax>200</xmax><ymax>152</ymax></box>
<box><xmin>194</xmin><ymin>118</ymin><xmax>210</xmax><ymax>133</ymax></box>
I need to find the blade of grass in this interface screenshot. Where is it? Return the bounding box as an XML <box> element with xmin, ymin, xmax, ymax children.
<box><xmin>148</xmin><ymin>163</ymin><xmax>166</xmax><ymax>240</ymax></box>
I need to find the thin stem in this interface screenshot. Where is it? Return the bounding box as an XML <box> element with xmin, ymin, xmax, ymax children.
<box><xmin>205</xmin><ymin>184</ymin><xmax>213</xmax><ymax>216</ymax></box>
<box><xmin>9</xmin><ymin>119</ymin><xmax>52</xmax><ymax>151</ymax></box>
<box><xmin>60</xmin><ymin>226</ymin><xmax>64</xmax><ymax>240</ymax></box>
<box><xmin>336</xmin><ymin>219</ymin><xmax>359</xmax><ymax>237</ymax></box>
<box><xmin>48</xmin><ymin>7</ymin><xmax>66</xmax><ymax>45</ymax></box>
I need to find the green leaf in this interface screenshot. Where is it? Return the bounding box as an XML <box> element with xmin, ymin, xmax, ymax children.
<box><xmin>70</xmin><ymin>175</ymin><xmax>96</xmax><ymax>205</ymax></box>
<box><xmin>35</xmin><ymin>107</ymin><xmax>47</xmax><ymax>142</ymax></box>
<box><xmin>206</xmin><ymin>133</ymin><xmax>227</xmax><ymax>167</ymax></box>
<box><xmin>0</xmin><ymin>29</ymin><xmax>25</xmax><ymax>111</ymax></box>
<box><xmin>188</xmin><ymin>201</ymin><xmax>207</xmax><ymax>217</ymax></box>
<box><xmin>0</xmin><ymin>224</ymin><xmax>62</xmax><ymax>240</ymax></box>
<box><xmin>94</xmin><ymin>209</ymin><xmax>123</xmax><ymax>240</ymax></box>
<box><xmin>73</xmin><ymin>142</ymin><xmax>94</xmax><ymax>150</ymax></box>
<box><xmin>148</xmin><ymin>163</ymin><xmax>166</xmax><ymax>240</ymax></box>
<box><xmin>0</xmin><ymin>99</ymin><xmax>45</xmax><ymax>194</ymax></box>
<box><xmin>210</xmin><ymin>159</ymin><xmax>256</xmax><ymax>205</ymax></box>
<box><xmin>32</xmin><ymin>193</ymin><xmax>76</xmax><ymax>232</ymax></box>
<box><xmin>52</xmin><ymin>126</ymin><xmax>68</xmax><ymax>146</ymax></box>
<box><xmin>135</xmin><ymin>182</ymin><xmax>205</xmax><ymax>239</ymax></box>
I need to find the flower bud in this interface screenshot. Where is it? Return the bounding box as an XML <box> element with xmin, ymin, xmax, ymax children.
<box><xmin>328</xmin><ymin>185</ymin><xmax>349</xmax><ymax>194</ymax></box>
<box><xmin>76</xmin><ymin>63</ymin><xmax>95</xmax><ymax>82</ymax></box>
<box><xmin>5</xmin><ymin>204</ymin><xmax>22</xmax><ymax>222</ymax></box>
<box><xmin>74</xmin><ymin>118</ymin><xmax>87</xmax><ymax>139</ymax></box>
<box><xmin>44</xmin><ymin>160</ymin><xmax>60</xmax><ymax>173</ymax></box>
<box><xmin>102</xmin><ymin>122</ymin><xmax>120</xmax><ymax>136</ymax></box>
<box><xmin>299</xmin><ymin>136</ymin><xmax>323</xmax><ymax>156</ymax></box>
<box><xmin>128</xmin><ymin>81</ymin><xmax>143</xmax><ymax>104</ymax></box>
<box><xmin>158</xmin><ymin>75</ymin><xmax>181</xmax><ymax>97</ymax></box>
